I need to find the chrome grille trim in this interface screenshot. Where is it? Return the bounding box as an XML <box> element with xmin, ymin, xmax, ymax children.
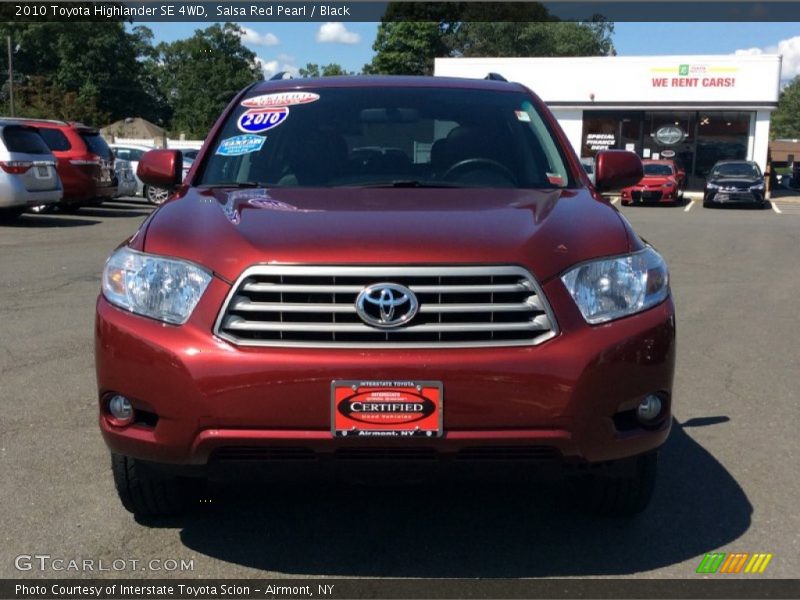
<box><xmin>214</xmin><ymin>265</ymin><xmax>559</xmax><ymax>348</ymax></box>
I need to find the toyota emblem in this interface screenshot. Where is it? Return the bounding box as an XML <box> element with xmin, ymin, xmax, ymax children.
<box><xmin>355</xmin><ymin>283</ymin><xmax>418</xmax><ymax>329</ymax></box>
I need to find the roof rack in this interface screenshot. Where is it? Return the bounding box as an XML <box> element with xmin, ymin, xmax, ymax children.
<box><xmin>484</xmin><ymin>72</ymin><xmax>508</xmax><ymax>82</ymax></box>
<box><xmin>270</xmin><ymin>71</ymin><xmax>293</xmax><ymax>81</ymax></box>
<box><xmin>4</xmin><ymin>117</ymin><xmax>69</xmax><ymax>126</ymax></box>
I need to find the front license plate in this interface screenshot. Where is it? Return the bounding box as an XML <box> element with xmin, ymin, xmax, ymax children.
<box><xmin>332</xmin><ymin>380</ymin><xmax>443</xmax><ymax>438</ymax></box>
<box><xmin>716</xmin><ymin>193</ymin><xmax>729</xmax><ymax>202</ymax></box>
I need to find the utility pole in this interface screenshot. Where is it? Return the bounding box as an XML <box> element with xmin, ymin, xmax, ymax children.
<box><xmin>7</xmin><ymin>36</ymin><xmax>14</xmax><ymax>117</ymax></box>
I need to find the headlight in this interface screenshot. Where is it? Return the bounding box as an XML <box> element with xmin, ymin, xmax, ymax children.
<box><xmin>102</xmin><ymin>247</ymin><xmax>212</xmax><ymax>324</ymax></box>
<box><xmin>561</xmin><ymin>247</ymin><xmax>669</xmax><ymax>325</ymax></box>
<box><xmin>706</xmin><ymin>182</ymin><xmax>719</xmax><ymax>190</ymax></box>
<box><xmin>662</xmin><ymin>181</ymin><xmax>675</xmax><ymax>188</ymax></box>
<box><xmin>749</xmin><ymin>182</ymin><xmax>765</xmax><ymax>191</ymax></box>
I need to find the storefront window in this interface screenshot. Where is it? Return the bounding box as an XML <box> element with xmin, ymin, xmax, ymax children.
<box><xmin>694</xmin><ymin>111</ymin><xmax>750</xmax><ymax>182</ymax></box>
<box><xmin>580</xmin><ymin>110</ymin><xmax>753</xmax><ymax>190</ymax></box>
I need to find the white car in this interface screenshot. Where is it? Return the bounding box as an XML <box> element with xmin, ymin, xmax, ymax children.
<box><xmin>113</xmin><ymin>159</ymin><xmax>138</xmax><ymax>197</ymax></box>
<box><xmin>111</xmin><ymin>143</ymin><xmax>197</xmax><ymax>205</ymax></box>
<box><xmin>109</xmin><ymin>143</ymin><xmax>153</xmax><ymax>198</ymax></box>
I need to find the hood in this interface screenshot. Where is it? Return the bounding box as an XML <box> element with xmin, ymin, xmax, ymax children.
<box><xmin>141</xmin><ymin>187</ymin><xmax>634</xmax><ymax>283</ymax></box>
<box><xmin>708</xmin><ymin>177</ymin><xmax>762</xmax><ymax>187</ymax></box>
<box><xmin>636</xmin><ymin>175</ymin><xmax>676</xmax><ymax>187</ymax></box>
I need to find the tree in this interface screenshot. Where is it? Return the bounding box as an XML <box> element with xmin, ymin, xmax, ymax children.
<box><xmin>454</xmin><ymin>21</ymin><xmax>615</xmax><ymax>58</ymax></box>
<box><xmin>364</xmin><ymin>22</ymin><xmax>452</xmax><ymax>76</ymax></box>
<box><xmin>0</xmin><ymin>23</ymin><xmax>166</xmax><ymax>126</ymax></box>
<box><xmin>298</xmin><ymin>63</ymin><xmax>354</xmax><ymax>77</ymax></box>
<box><xmin>772</xmin><ymin>76</ymin><xmax>800</xmax><ymax>139</ymax></box>
<box><xmin>364</xmin><ymin>3</ymin><xmax>615</xmax><ymax>76</ymax></box>
<box><xmin>155</xmin><ymin>23</ymin><xmax>263</xmax><ymax>138</ymax></box>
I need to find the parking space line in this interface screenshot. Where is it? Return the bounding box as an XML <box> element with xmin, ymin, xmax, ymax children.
<box><xmin>771</xmin><ymin>201</ymin><xmax>783</xmax><ymax>214</ymax></box>
<box><xmin>611</xmin><ymin>197</ymin><xmax>620</xmax><ymax>206</ymax></box>
<box><xmin>684</xmin><ymin>200</ymin><xmax>695</xmax><ymax>212</ymax></box>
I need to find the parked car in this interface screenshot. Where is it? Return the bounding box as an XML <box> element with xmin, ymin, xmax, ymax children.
<box><xmin>140</xmin><ymin>153</ymin><xmax>195</xmax><ymax>205</ymax></box>
<box><xmin>181</xmin><ymin>148</ymin><xmax>201</xmax><ymax>161</ymax></box>
<box><xmin>22</xmin><ymin>119</ymin><xmax>116</xmax><ymax>212</ymax></box>
<box><xmin>98</xmin><ymin>75</ymin><xmax>674</xmax><ymax>518</ymax></box>
<box><xmin>704</xmin><ymin>160</ymin><xmax>766</xmax><ymax>208</ymax></box>
<box><xmin>0</xmin><ymin>119</ymin><xmax>62</xmax><ymax>219</ymax></box>
<box><xmin>113</xmin><ymin>159</ymin><xmax>138</xmax><ymax>198</ymax></box>
<box><xmin>620</xmin><ymin>160</ymin><xmax>686</xmax><ymax>205</ymax></box>
<box><xmin>109</xmin><ymin>143</ymin><xmax>153</xmax><ymax>197</ymax></box>
<box><xmin>580</xmin><ymin>157</ymin><xmax>595</xmax><ymax>185</ymax></box>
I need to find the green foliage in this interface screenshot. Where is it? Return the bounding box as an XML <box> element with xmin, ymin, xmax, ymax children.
<box><xmin>364</xmin><ymin>4</ymin><xmax>616</xmax><ymax>75</ymax></box>
<box><xmin>454</xmin><ymin>21</ymin><xmax>615</xmax><ymax>58</ymax></box>
<box><xmin>772</xmin><ymin>76</ymin><xmax>800</xmax><ymax>139</ymax></box>
<box><xmin>0</xmin><ymin>23</ymin><xmax>165</xmax><ymax>126</ymax></box>
<box><xmin>298</xmin><ymin>63</ymin><xmax>354</xmax><ymax>77</ymax></box>
<box><xmin>364</xmin><ymin>22</ymin><xmax>452</xmax><ymax>76</ymax></box>
<box><xmin>154</xmin><ymin>23</ymin><xmax>263</xmax><ymax>138</ymax></box>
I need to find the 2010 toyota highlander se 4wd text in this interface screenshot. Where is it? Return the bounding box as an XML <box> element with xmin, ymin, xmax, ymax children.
<box><xmin>96</xmin><ymin>75</ymin><xmax>675</xmax><ymax>517</ymax></box>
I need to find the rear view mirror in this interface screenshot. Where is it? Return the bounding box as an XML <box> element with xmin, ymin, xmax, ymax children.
<box><xmin>594</xmin><ymin>150</ymin><xmax>643</xmax><ymax>192</ymax></box>
<box><xmin>137</xmin><ymin>149</ymin><xmax>182</xmax><ymax>189</ymax></box>
<box><xmin>359</xmin><ymin>108</ymin><xmax>419</xmax><ymax>123</ymax></box>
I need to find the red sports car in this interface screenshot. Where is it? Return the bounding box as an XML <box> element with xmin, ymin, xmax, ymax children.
<box><xmin>96</xmin><ymin>76</ymin><xmax>675</xmax><ymax>517</ymax></box>
<box><xmin>621</xmin><ymin>159</ymin><xmax>686</xmax><ymax>205</ymax></box>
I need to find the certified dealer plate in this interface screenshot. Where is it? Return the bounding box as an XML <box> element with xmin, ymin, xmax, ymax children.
<box><xmin>332</xmin><ymin>380</ymin><xmax>443</xmax><ymax>438</ymax></box>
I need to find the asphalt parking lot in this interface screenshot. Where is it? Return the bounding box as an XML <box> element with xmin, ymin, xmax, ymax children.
<box><xmin>1</xmin><ymin>195</ymin><xmax>798</xmax><ymax>579</ymax></box>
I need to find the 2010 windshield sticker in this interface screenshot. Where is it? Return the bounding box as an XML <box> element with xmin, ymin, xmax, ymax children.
<box><xmin>216</xmin><ymin>134</ymin><xmax>266</xmax><ymax>156</ymax></box>
<box><xmin>237</xmin><ymin>107</ymin><xmax>289</xmax><ymax>134</ymax></box>
<box><xmin>241</xmin><ymin>92</ymin><xmax>320</xmax><ymax>108</ymax></box>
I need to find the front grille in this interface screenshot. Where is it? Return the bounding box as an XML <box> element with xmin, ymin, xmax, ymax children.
<box><xmin>215</xmin><ymin>266</ymin><xmax>558</xmax><ymax>348</ymax></box>
<box><xmin>631</xmin><ymin>190</ymin><xmax>663</xmax><ymax>201</ymax></box>
<box><xmin>456</xmin><ymin>446</ymin><xmax>560</xmax><ymax>461</ymax></box>
<box><xmin>211</xmin><ymin>447</ymin><xmax>317</xmax><ymax>462</ymax></box>
<box><xmin>718</xmin><ymin>191</ymin><xmax>757</xmax><ymax>202</ymax></box>
<box><xmin>209</xmin><ymin>446</ymin><xmax>561</xmax><ymax>463</ymax></box>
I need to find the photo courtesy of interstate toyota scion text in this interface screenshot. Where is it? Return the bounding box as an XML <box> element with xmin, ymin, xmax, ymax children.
<box><xmin>95</xmin><ymin>74</ymin><xmax>675</xmax><ymax>517</ymax></box>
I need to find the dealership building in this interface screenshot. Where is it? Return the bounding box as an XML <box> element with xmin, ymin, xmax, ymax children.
<box><xmin>435</xmin><ymin>55</ymin><xmax>782</xmax><ymax>189</ymax></box>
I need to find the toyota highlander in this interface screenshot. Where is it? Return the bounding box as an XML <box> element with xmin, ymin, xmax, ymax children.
<box><xmin>96</xmin><ymin>75</ymin><xmax>676</xmax><ymax>517</ymax></box>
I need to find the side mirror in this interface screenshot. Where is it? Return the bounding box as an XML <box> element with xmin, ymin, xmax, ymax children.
<box><xmin>594</xmin><ymin>150</ymin><xmax>643</xmax><ymax>192</ymax></box>
<box><xmin>137</xmin><ymin>149</ymin><xmax>182</xmax><ymax>189</ymax></box>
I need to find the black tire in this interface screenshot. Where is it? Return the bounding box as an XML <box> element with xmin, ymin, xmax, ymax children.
<box><xmin>0</xmin><ymin>207</ymin><xmax>25</xmax><ymax>221</ymax></box>
<box><xmin>59</xmin><ymin>203</ymin><xmax>81</xmax><ymax>214</ymax></box>
<box><xmin>572</xmin><ymin>451</ymin><xmax>658</xmax><ymax>516</ymax></box>
<box><xmin>111</xmin><ymin>453</ymin><xmax>197</xmax><ymax>517</ymax></box>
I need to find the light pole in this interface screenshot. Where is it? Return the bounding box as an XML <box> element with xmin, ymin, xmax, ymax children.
<box><xmin>6</xmin><ymin>35</ymin><xmax>13</xmax><ymax>117</ymax></box>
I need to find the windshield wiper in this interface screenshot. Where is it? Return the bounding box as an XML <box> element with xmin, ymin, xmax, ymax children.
<box><xmin>198</xmin><ymin>181</ymin><xmax>276</xmax><ymax>189</ymax></box>
<box><xmin>341</xmin><ymin>180</ymin><xmax>466</xmax><ymax>188</ymax></box>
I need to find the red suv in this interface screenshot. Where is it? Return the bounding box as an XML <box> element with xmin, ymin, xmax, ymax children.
<box><xmin>23</xmin><ymin>119</ymin><xmax>116</xmax><ymax>211</ymax></box>
<box><xmin>96</xmin><ymin>76</ymin><xmax>675</xmax><ymax>517</ymax></box>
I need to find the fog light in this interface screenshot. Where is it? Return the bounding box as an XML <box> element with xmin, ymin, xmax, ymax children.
<box><xmin>108</xmin><ymin>395</ymin><xmax>134</xmax><ymax>426</ymax></box>
<box><xmin>637</xmin><ymin>394</ymin><xmax>662</xmax><ymax>422</ymax></box>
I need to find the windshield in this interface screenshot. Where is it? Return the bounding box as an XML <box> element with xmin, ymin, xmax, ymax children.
<box><xmin>711</xmin><ymin>162</ymin><xmax>761</xmax><ymax>179</ymax></box>
<box><xmin>643</xmin><ymin>164</ymin><xmax>674</xmax><ymax>176</ymax></box>
<box><xmin>199</xmin><ymin>87</ymin><xmax>573</xmax><ymax>189</ymax></box>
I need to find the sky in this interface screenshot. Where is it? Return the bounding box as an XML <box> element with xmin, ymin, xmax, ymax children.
<box><xmin>142</xmin><ymin>21</ymin><xmax>800</xmax><ymax>81</ymax></box>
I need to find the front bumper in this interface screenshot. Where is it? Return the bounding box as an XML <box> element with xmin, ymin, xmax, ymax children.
<box><xmin>621</xmin><ymin>187</ymin><xmax>678</xmax><ymax>204</ymax></box>
<box><xmin>96</xmin><ymin>277</ymin><xmax>676</xmax><ymax>468</ymax></box>
<box><xmin>705</xmin><ymin>189</ymin><xmax>764</xmax><ymax>204</ymax></box>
